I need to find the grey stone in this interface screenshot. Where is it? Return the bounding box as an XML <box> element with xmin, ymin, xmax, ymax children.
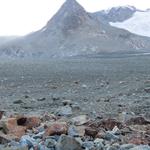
<box><xmin>82</xmin><ymin>141</ymin><xmax>94</xmax><ymax>149</ymax></box>
<box><xmin>111</xmin><ymin>126</ymin><xmax>121</xmax><ymax>135</ymax></box>
<box><xmin>33</xmin><ymin>131</ymin><xmax>45</xmax><ymax>139</ymax></box>
<box><xmin>56</xmin><ymin>135</ymin><xmax>83</xmax><ymax>150</ymax></box>
<box><xmin>38</xmin><ymin>144</ymin><xmax>50</xmax><ymax>150</ymax></box>
<box><xmin>0</xmin><ymin>146</ymin><xmax>28</xmax><ymax>150</ymax></box>
<box><xmin>56</xmin><ymin>106</ymin><xmax>73</xmax><ymax>116</ymax></box>
<box><xmin>120</xmin><ymin>144</ymin><xmax>135</xmax><ymax>150</ymax></box>
<box><xmin>106</xmin><ymin>145</ymin><xmax>120</xmax><ymax>150</ymax></box>
<box><xmin>71</xmin><ymin>115</ymin><xmax>89</xmax><ymax>126</ymax></box>
<box><xmin>20</xmin><ymin>135</ymin><xmax>37</xmax><ymax>149</ymax></box>
<box><xmin>94</xmin><ymin>138</ymin><xmax>104</xmax><ymax>149</ymax></box>
<box><xmin>44</xmin><ymin>138</ymin><xmax>56</xmax><ymax>148</ymax></box>
<box><xmin>104</xmin><ymin>131</ymin><xmax>120</xmax><ymax>141</ymax></box>
<box><xmin>68</xmin><ymin>126</ymin><xmax>79</xmax><ymax>137</ymax></box>
<box><xmin>13</xmin><ymin>100</ymin><xmax>24</xmax><ymax>104</ymax></box>
<box><xmin>62</xmin><ymin>100</ymin><xmax>72</xmax><ymax>106</ymax></box>
<box><xmin>129</xmin><ymin>145</ymin><xmax>150</xmax><ymax>150</ymax></box>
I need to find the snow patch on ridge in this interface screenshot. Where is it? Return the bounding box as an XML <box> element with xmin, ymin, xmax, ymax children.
<box><xmin>110</xmin><ymin>10</ymin><xmax>150</xmax><ymax>37</ymax></box>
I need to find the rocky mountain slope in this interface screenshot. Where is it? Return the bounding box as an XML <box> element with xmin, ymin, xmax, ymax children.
<box><xmin>1</xmin><ymin>0</ymin><xmax>150</xmax><ymax>58</ymax></box>
<box><xmin>0</xmin><ymin>36</ymin><xmax>18</xmax><ymax>47</ymax></box>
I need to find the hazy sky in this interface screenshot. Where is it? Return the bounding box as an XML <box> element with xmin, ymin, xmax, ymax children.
<box><xmin>0</xmin><ymin>0</ymin><xmax>149</xmax><ymax>36</ymax></box>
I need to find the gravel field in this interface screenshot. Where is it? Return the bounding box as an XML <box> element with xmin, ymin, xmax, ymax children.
<box><xmin>0</xmin><ymin>55</ymin><xmax>150</xmax><ymax>118</ymax></box>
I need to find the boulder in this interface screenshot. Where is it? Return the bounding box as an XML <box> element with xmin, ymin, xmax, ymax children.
<box><xmin>56</xmin><ymin>135</ymin><xmax>83</xmax><ymax>150</ymax></box>
<box><xmin>44</xmin><ymin>122</ymin><xmax>68</xmax><ymax>136</ymax></box>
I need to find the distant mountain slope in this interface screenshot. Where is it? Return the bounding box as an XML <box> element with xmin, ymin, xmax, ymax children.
<box><xmin>110</xmin><ymin>10</ymin><xmax>150</xmax><ymax>37</ymax></box>
<box><xmin>0</xmin><ymin>0</ymin><xmax>150</xmax><ymax>58</ymax></box>
<box><xmin>0</xmin><ymin>36</ymin><xmax>18</xmax><ymax>46</ymax></box>
<box><xmin>92</xmin><ymin>6</ymin><xmax>136</xmax><ymax>24</ymax></box>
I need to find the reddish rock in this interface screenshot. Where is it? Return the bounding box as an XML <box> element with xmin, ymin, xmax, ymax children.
<box><xmin>44</xmin><ymin>122</ymin><xmax>68</xmax><ymax>136</ymax></box>
<box><xmin>0</xmin><ymin>131</ymin><xmax>15</xmax><ymax>144</ymax></box>
<box><xmin>5</xmin><ymin>118</ymin><xmax>26</xmax><ymax>139</ymax></box>
<box><xmin>129</xmin><ymin>125</ymin><xmax>150</xmax><ymax>134</ymax></box>
<box><xmin>1</xmin><ymin>116</ymin><xmax>41</xmax><ymax>139</ymax></box>
<box><xmin>95</xmin><ymin>130</ymin><xmax>106</xmax><ymax>138</ymax></box>
<box><xmin>99</xmin><ymin>119</ymin><xmax>123</xmax><ymax>130</ymax></box>
<box><xmin>129</xmin><ymin>136</ymin><xmax>150</xmax><ymax>145</ymax></box>
<box><xmin>9</xmin><ymin>126</ymin><xmax>26</xmax><ymax>139</ymax></box>
<box><xmin>85</xmin><ymin>127</ymin><xmax>98</xmax><ymax>137</ymax></box>
<box><xmin>25</xmin><ymin>117</ymin><xmax>41</xmax><ymax>129</ymax></box>
<box><xmin>126</xmin><ymin>116</ymin><xmax>150</xmax><ymax>125</ymax></box>
<box><xmin>16</xmin><ymin>116</ymin><xmax>41</xmax><ymax>129</ymax></box>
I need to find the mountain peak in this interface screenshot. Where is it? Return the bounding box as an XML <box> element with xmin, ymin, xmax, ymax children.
<box><xmin>49</xmin><ymin>0</ymin><xmax>86</xmax><ymax>20</ymax></box>
<box><xmin>46</xmin><ymin>0</ymin><xmax>89</xmax><ymax>34</ymax></box>
<box><xmin>62</xmin><ymin>0</ymin><xmax>85</xmax><ymax>13</ymax></box>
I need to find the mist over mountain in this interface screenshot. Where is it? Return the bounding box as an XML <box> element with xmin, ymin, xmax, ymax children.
<box><xmin>0</xmin><ymin>36</ymin><xmax>18</xmax><ymax>47</ymax></box>
<box><xmin>1</xmin><ymin>0</ymin><xmax>150</xmax><ymax>58</ymax></box>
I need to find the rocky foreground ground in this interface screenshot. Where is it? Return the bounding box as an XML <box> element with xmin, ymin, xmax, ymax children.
<box><xmin>0</xmin><ymin>57</ymin><xmax>150</xmax><ymax>149</ymax></box>
<box><xmin>0</xmin><ymin>99</ymin><xmax>149</xmax><ymax>150</ymax></box>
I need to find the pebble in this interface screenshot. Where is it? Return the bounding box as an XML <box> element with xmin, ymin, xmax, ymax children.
<box><xmin>62</xmin><ymin>100</ymin><xmax>72</xmax><ymax>106</ymax></box>
<box><xmin>56</xmin><ymin>106</ymin><xmax>73</xmax><ymax>116</ymax></box>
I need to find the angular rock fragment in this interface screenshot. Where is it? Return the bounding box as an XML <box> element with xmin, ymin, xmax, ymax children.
<box><xmin>85</xmin><ymin>127</ymin><xmax>98</xmax><ymax>137</ymax></box>
<box><xmin>71</xmin><ymin>115</ymin><xmax>90</xmax><ymax>126</ymax></box>
<box><xmin>129</xmin><ymin>136</ymin><xmax>150</xmax><ymax>145</ymax></box>
<box><xmin>125</xmin><ymin>116</ymin><xmax>150</xmax><ymax>125</ymax></box>
<box><xmin>56</xmin><ymin>106</ymin><xmax>73</xmax><ymax>116</ymax></box>
<box><xmin>56</xmin><ymin>135</ymin><xmax>83</xmax><ymax>150</ymax></box>
<box><xmin>99</xmin><ymin>119</ymin><xmax>123</xmax><ymax>130</ymax></box>
<box><xmin>44</xmin><ymin>122</ymin><xmax>68</xmax><ymax>136</ymax></box>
